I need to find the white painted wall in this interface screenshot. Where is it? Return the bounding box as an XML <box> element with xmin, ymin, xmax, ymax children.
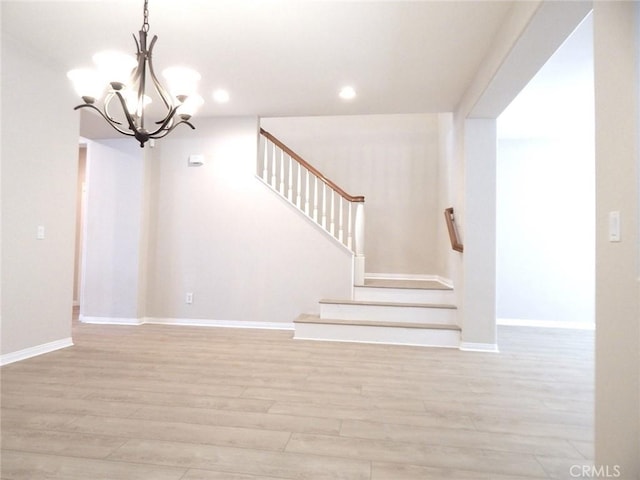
<box><xmin>637</xmin><ymin>5</ymin><xmax>640</xmax><ymax>470</ymax></box>
<box><xmin>0</xmin><ymin>35</ymin><xmax>78</xmax><ymax>358</ymax></box>
<box><xmin>593</xmin><ymin>2</ymin><xmax>640</xmax><ymax>475</ymax></box>
<box><xmin>435</xmin><ymin>113</ymin><xmax>457</xmax><ymax>282</ymax></box>
<box><xmin>81</xmin><ymin>139</ymin><xmax>145</xmax><ymax>321</ymax></box>
<box><xmin>461</xmin><ymin>119</ymin><xmax>498</xmax><ymax>350</ymax></box>
<box><xmin>143</xmin><ymin>117</ymin><xmax>353</xmax><ymax>324</ymax></box>
<box><xmin>496</xmin><ymin>13</ymin><xmax>595</xmax><ymax>327</ymax></box>
<box><xmin>496</xmin><ymin>138</ymin><xmax>594</xmax><ymax>326</ymax></box>
<box><xmin>78</xmin><ymin>118</ymin><xmax>353</xmax><ymax>326</ymax></box>
<box><xmin>261</xmin><ymin>114</ymin><xmax>443</xmax><ymax>277</ymax></box>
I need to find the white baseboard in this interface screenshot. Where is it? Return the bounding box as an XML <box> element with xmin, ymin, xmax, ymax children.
<box><xmin>459</xmin><ymin>342</ymin><xmax>499</xmax><ymax>353</ymax></box>
<box><xmin>1</xmin><ymin>337</ymin><xmax>74</xmax><ymax>366</ymax></box>
<box><xmin>145</xmin><ymin>317</ymin><xmax>294</xmax><ymax>330</ymax></box>
<box><xmin>79</xmin><ymin>315</ymin><xmax>293</xmax><ymax>331</ymax></box>
<box><xmin>80</xmin><ymin>315</ymin><xmax>143</xmax><ymax>325</ymax></box>
<box><xmin>497</xmin><ymin>318</ymin><xmax>595</xmax><ymax>330</ymax></box>
<box><xmin>366</xmin><ymin>272</ymin><xmax>453</xmax><ymax>287</ymax></box>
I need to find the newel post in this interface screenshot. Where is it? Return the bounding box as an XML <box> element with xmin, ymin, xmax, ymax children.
<box><xmin>354</xmin><ymin>200</ymin><xmax>365</xmax><ymax>286</ymax></box>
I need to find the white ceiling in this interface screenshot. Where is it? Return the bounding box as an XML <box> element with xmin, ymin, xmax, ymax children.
<box><xmin>2</xmin><ymin>0</ymin><xmax>517</xmax><ymax>121</ymax></box>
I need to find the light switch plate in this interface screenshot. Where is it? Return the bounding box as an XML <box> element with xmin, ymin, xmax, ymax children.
<box><xmin>608</xmin><ymin>211</ymin><xmax>620</xmax><ymax>242</ymax></box>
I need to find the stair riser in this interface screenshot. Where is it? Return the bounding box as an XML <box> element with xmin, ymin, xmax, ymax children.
<box><xmin>294</xmin><ymin>322</ymin><xmax>460</xmax><ymax>348</ymax></box>
<box><xmin>320</xmin><ymin>303</ymin><xmax>457</xmax><ymax>325</ymax></box>
<box><xmin>353</xmin><ymin>287</ymin><xmax>454</xmax><ymax>304</ymax></box>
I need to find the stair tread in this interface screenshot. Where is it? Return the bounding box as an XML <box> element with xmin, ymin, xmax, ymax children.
<box><xmin>295</xmin><ymin>314</ymin><xmax>461</xmax><ymax>331</ymax></box>
<box><xmin>320</xmin><ymin>298</ymin><xmax>457</xmax><ymax>309</ymax></box>
<box><xmin>363</xmin><ymin>278</ymin><xmax>452</xmax><ymax>291</ymax></box>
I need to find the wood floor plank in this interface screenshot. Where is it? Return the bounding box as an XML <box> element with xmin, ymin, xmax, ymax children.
<box><xmin>268</xmin><ymin>401</ymin><xmax>477</xmax><ymax>430</ymax></box>
<box><xmin>569</xmin><ymin>439</ymin><xmax>594</xmax><ymax>460</ymax></box>
<box><xmin>284</xmin><ymin>432</ymin><xmax>548</xmax><ymax>477</ymax></box>
<box><xmin>84</xmin><ymin>388</ymin><xmax>275</xmax><ymax>413</ymax></box>
<box><xmin>0</xmin><ymin>427</ymin><xmax>126</xmax><ymax>459</ymax></box>
<box><xmin>130</xmin><ymin>404</ymin><xmax>342</xmax><ymax>435</ymax></box>
<box><xmin>472</xmin><ymin>417</ymin><xmax>593</xmax><ymax>441</ymax></box>
<box><xmin>535</xmin><ymin>455</ymin><xmax>595</xmax><ymax>479</ymax></box>
<box><xmin>242</xmin><ymin>386</ymin><xmax>427</xmax><ymax>412</ymax></box>
<box><xmin>181</xmin><ymin>469</ymin><xmax>288</xmax><ymax>480</ymax></box>
<box><xmin>339</xmin><ymin>419</ymin><xmax>583</xmax><ymax>458</ymax></box>
<box><xmin>0</xmin><ymin>450</ymin><xmax>187</xmax><ymax>480</ymax></box>
<box><xmin>0</xmin><ymin>394</ymin><xmax>142</xmax><ymax>419</ymax></box>
<box><xmin>370</xmin><ymin>461</ymin><xmax>548</xmax><ymax>480</ymax></box>
<box><xmin>107</xmin><ymin>438</ymin><xmax>371</xmax><ymax>480</ymax></box>
<box><xmin>0</xmin><ymin>409</ymin><xmax>80</xmax><ymax>431</ymax></box>
<box><xmin>0</xmin><ymin>321</ymin><xmax>593</xmax><ymax>480</ymax></box>
<box><xmin>61</xmin><ymin>415</ymin><xmax>291</xmax><ymax>451</ymax></box>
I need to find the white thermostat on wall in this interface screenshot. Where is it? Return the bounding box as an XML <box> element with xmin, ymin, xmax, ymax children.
<box><xmin>188</xmin><ymin>154</ymin><xmax>205</xmax><ymax>167</ymax></box>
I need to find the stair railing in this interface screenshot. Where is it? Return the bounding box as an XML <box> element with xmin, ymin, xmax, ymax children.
<box><xmin>259</xmin><ymin>128</ymin><xmax>365</xmax><ymax>284</ymax></box>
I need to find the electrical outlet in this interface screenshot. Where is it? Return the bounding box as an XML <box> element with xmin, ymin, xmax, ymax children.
<box><xmin>185</xmin><ymin>292</ymin><xmax>194</xmax><ymax>304</ymax></box>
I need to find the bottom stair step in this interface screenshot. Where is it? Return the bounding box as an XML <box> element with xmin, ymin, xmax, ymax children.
<box><xmin>294</xmin><ymin>314</ymin><xmax>461</xmax><ymax>348</ymax></box>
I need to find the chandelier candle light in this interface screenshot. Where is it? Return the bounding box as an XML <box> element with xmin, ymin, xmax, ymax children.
<box><xmin>67</xmin><ymin>0</ymin><xmax>203</xmax><ymax>147</ymax></box>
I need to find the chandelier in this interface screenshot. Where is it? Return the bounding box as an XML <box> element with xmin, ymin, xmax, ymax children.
<box><xmin>67</xmin><ymin>0</ymin><xmax>202</xmax><ymax>147</ymax></box>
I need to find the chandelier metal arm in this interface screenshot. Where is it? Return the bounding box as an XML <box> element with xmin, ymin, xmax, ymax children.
<box><xmin>146</xmin><ymin>35</ymin><xmax>174</xmax><ymax>112</ymax></box>
<box><xmin>103</xmin><ymin>93</ymin><xmax>125</xmax><ymax>126</ymax></box>
<box><xmin>73</xmin><ymin>104</ymin><xmax>136</xmax><ymax>137</ymax></box>
<box><xmin>146</xmin><ymin>105</ymin><xmax>185</xmax><ymax>136</ymax></box>
<box><xmin>132</xmin><ymin>33</ymin><xmax>144</xmax><ymax>84</ymax></box>
<box><xmin>149</xmin><ymin>119</ymin><xmax>196</xmax><ymax>140</ymax></box>
<box><xmin>113</xmin><ymin>90</ymin><xmax>145</xmax><ymax>136</ymax></box>
<box><xmin>136</xmin><ymin>30</ymin><xmax>149</xmax><ymax>131</ymax></box>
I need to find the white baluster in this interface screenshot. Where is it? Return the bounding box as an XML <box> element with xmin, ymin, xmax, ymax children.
<box><xmin>261</xmin><ymin>136</ymin><xmax>268</xmax><ymax>180</ymax></box>
<box><xmin>287</xmin><ymin>155</ymin><xmax>293</xmax><ymax>201</ymax></box>
<box><xmin>354</xmin><ymin>201</ymin><xmax>365</xmax><ymax>286</ymax></box>
<box><xmin>330</xmin><ymin>190</ymin><xmax>335</xmax><ymax>236</ymax></box>
<box><xmin>338</xmin><ymin>196</ymin><xmax>344</xmax><ymax>244</ymax></box>
<box><xmin>279</xmin><ymin>150</ymin><xmax>285</xmax><ymax>195</ymax></box>
<box><xmin>321</xmin><ymin>183</ymin><xmax>327</xmax><ymax>229</ymax></box>
<box><xmin>270</xmin><ymin>142</ymin><xmax>276</xmax><ymax>188</ymax></box>
<box><xmin>313</xmin><ymin>177</ymin><xmax>319</xmax><ymax>222</ymax></box>
<box><xmin>347</xmin><ymin>201</ymin><xmax>353</xmax><ymax>250</ymax></box>
<box><xmin>305</xmin><ymin>169</ymin><xmax>311</xmax><ymax>215</ymax></box>
<box><xmin>296</xmin><ymin>162</ymin><xmax>302</xmax><ymax>208</ymax></box>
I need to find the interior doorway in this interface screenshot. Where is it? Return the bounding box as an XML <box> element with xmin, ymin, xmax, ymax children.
<box><xmin>496</xmin><ymin>12</ymin><xmax>595</xmax><ymax>329</ymax></box>
<box><xmin>73</xmin><ymin>144</ymin><xmax>88</xmax><ymax>318</ymax></box>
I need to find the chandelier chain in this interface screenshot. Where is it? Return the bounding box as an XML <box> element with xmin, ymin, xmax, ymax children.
<box><xmin>142</xmin><ymin>0</ymin><xmax>150</xmax><ymax>33</ymax></box>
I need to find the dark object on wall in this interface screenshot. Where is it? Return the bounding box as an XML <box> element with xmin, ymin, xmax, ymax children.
<box><xmin>444</xmin><ymin>207</ymin><xmax>463</xmax><ymax>252</ymax></box>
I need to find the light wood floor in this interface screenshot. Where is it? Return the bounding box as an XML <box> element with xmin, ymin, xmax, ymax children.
<box><xmin>1</xmin><ymin>318</ymin><xmax>593</xmax><ymax>479</ymax></box>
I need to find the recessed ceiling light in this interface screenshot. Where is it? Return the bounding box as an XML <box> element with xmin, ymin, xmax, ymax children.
<box><xmin>213</xmin><ymin>89</ymin><xmax>230</xmax><ymax>103</ymax></box>
<box><xmin>339</xmin><ymin>86</ymin><xmax>356</xmax><ymax>100</ymax></box>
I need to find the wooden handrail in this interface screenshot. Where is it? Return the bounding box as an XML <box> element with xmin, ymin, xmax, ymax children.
<box><xmin>260</xmin><ymin>128</ymin><xmax>365</xmax><ymax>203</ymax></box>
<box><xmin>444</xmin><ymin>207</ymin><xmax>463</xmax><ymax>253</ymax></box>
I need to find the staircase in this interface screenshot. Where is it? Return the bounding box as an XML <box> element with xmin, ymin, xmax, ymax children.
<box><xmin>259</xmin><ymin>128</ymin><xmax>460</xmax><ymax>348</ymax></box>
<box><xmin>294</xmin><ymin>278</ymin><xmax>460</xmax><ymax>348</ymax></box>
